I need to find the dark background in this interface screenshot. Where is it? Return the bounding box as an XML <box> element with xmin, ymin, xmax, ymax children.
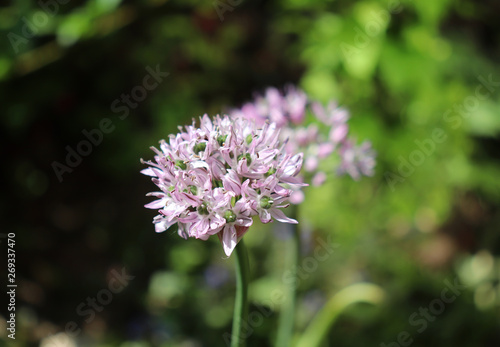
<box><xmin>1</xmin><ymin>0</ymin><xmax>500</xmax><ymax>346</ymax></box>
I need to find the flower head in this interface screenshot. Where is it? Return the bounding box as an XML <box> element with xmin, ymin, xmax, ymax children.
<box><xmin>142</xmin><ymin>115</ymin><xmax>304</xmax><ymax>256</ymax></box>
<box><xmin>230</xmin><ymin>86</ymin><xmax>376</xmax><ymax>203</ymax></box>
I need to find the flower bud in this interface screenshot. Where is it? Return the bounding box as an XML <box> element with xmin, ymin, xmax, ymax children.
<box><xmin>224</xmin><ymin>210</ymin><xmax>237</xmax><ymax>223</ymax></box>
<box><xmin>197</xmin><ymin>202</ymin><xmax>209</xmax><ymax>215</ymax></box>
<box><xmin>259</xmin><ymin>196</ymin><xmax>273</xmax><ymax>209</ymax></box>
<box><xmin>189</xmin><ymin>185</ymin><xmax>198</xmax><ymax>195</ymax></box>
<box><xmin>217</xmin><ymin>134</ymin><xmax>228</xmax><ymax>146</ymax></box>
<box><xmin>193</xmin><ymin>142</ymin><xmax>207</xmax><ymax>154</ymax></box>
<box><xmin>175</xmin><ymin>160</ymin><xmax>187</xmax><ymax>170</ymax></box>
<box><xmin>265</xmin><ymin>167</ymin><xmax>276</xmax><ymax>177</ymax></box>
<box><xmin>246</xmin><ymin>134</ymin><xmax>253</xmax><ymax>144</ymax></box>
<box><xmin>237</xmin><ymin>153</ymin><xmax>252</xmax><ymax>165</ymax></box>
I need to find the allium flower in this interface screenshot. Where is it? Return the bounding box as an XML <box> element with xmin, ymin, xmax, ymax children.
<box><xmin>337</xmin><ymin>139</ymin><xmax>376</xmax><ymax>180</ymax></box>
<box><xmin>230</xmin><ymin>86</ymin><xmax>376</xmax><ymax>202</ymax></box>
<box><xmin>142</xmin><ymin>115</ymin><xmax>304</xmax><ymax>256</ymax></box>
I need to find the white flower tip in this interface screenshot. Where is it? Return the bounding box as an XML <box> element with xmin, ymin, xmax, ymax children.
<box><xmin>222</xmin><ymin>226</ymin><xmax>238</xmax><ymax>256</ymax></box>
<box><xmin>141</xmin><ymin>168</ymin><xmax>156</xmax><ymax>177</ymax></box>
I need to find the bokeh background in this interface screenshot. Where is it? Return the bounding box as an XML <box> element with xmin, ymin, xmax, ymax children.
<box><xmin>1</xmin><ymin>0</ymin><xmax>500</xmax><ymax>346</ymax></box>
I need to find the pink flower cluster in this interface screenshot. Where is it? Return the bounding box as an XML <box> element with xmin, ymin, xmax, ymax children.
<box><xmin>231</xmin><ymin>86</ymin><xmax>375</xmax><ymax>202</ymax></box>
<box><xmin>142</xmin><ymin>115</ymin><xmax>304</xmax><ymax>256</ymax></box>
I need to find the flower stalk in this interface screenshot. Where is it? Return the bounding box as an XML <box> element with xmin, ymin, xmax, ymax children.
<box><xmin>231</xmin><ymin>239</ymin><xmax>250</xmax><ymax>347</ymax></box>
<box><xmin>276</xmin><ymin>207</ymin><xmax>299</xmax><ymax>347</ymax></box>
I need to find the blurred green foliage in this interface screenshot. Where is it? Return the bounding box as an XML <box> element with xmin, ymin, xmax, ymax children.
<box><xmin>1</xmin><ymin>0</ymin><xmax>500</xmax><ymax>346</ymax></box>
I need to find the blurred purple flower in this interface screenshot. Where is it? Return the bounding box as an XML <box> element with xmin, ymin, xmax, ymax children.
<box><xmin>337</xmin><ymin>140</ymin><xmax>376</xmax><ymax>180</ymax></box>
<box><xmin>230</xmin><ymin>86</ymin><xmax>376</xmax><ymax>202</ymax></box>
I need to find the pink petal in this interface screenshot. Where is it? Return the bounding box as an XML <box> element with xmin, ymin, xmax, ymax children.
<box><xmin>312</xmin><ymin>172</ymin><xmax>327</xmax><ymax>186</ymax></box>
<box><xmin>289</xmin><ymin>190</ymin><xmax>305</xmax><ymax>204</ymax></box>
<box><xmin>305</xmin><ymin>157</ymin><xmax>318</xmax><ymax>172</ymax></box>
<box><xmin>154</xmin><ymin>219</ymin><xmax>176</xmax><ymax>233</ymax></box>
<box><xmin>144</xmin><ymin>199</ymin><xmax>166</xmax><ymax>209</ymax></box>
<box><xmin>141</xmin><ymin>168</ymin><xmax>157</xmax><ymax>177</ymax></box>
<box><xmin>259</xmin><ymin>209</ymin><xmax>272</xmax><ymax>224</ymax></box>
<box><xmin>330</xmin><ymin>124</ymin><xmax>348</xmax><ymax>143</ymax></box>
<box><xmin>318</xmin><ymin>143</ymin><xmax>334</xmax><ymax>158</ymax></box>
<box><xmin>270</xmin><ymin>208</ymin><xmax>298</xmax><ymax>224</ymax></box>
<box><xmin>221</xmin><ymin>225</ymin><xmax>237</xmax><ymax>256</ymax></box>
<box><xmin>223</xmin><ymin>170</ymin><xmax>242</xmax><ymax>196</ymax></box>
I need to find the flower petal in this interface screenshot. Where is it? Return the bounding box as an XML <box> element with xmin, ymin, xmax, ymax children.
<box><xmin>144</xmin><ymin>199</ymin><xmax>166</xmax><ymax>209</ymax></box>
<box><xmin>259</xmin><ymin>209</ymin><xmax>272</xmax><ymax>224</ymax></box>
<box><xmin>221</xmin><ymin>225</ymin><xmax>237</xmax><ymax>256</ymax></box>
<box><xmin>141</xmin><ymin>168</ymin><xmax>157</xmax><ymax>177</ymax></box>
<box><xmin>270</xmin><ymin>208</ymin><xmax>298</xmax><ymax>224</ymax></box>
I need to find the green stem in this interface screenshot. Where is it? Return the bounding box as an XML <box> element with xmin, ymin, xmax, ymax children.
<box><xmin>231</xmin><ymin>239</ymin><xmax>250</xmax><ymax>347</ymax></box>
<box><xmin>295</xmin><ymin>283</ymin><xmax>385</xmax><ymax>347</ymax></box>
<box><xmin>276</xmin><ymin>212</ymin><xmax>300</xmax><ymax>347</ymax></box>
